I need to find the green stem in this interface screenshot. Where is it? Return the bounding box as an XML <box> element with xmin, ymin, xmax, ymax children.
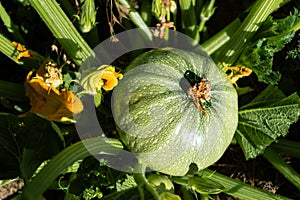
<box><xmin>200</xmin><ymin>194</ymin><xmax>210</xmax><ymax>200</ymax></box>
<box><xmin>213</xmin><ymin>0</ymin><xmax>285</xmax><ymax>71</ymax></box>
<box><xmin>201</xmin><ymin>0</ymin><xmax>291</xmax><ymax>56</ymax></box>
<box><xmin>179</xmin><ymin>0</ymin><xmax>199</xmax><ymax>42</ymax></box>
<box><xmin>29</xmin><ymin>0</ymin><xmax>94</xmax><ymax>66</ymax></box>
<box><xmin>0</xmin><ymin>34</ymin><xmax>22</xmax><ymax>63</ymax></box>
<box><xmin>290</xmin><ymin>17</ymin><xmax>300</xmax><ymax>32</ymax></box>
<box><xmin>271</xmin><ymin>139</ymin><xmax>300</xmax><ymax>159</ymax></box>
<box><xmin>201</xmin><ymin>18</ymin><xmax>241</xmax><ymax>55</ymax></box>
<box><xmin>22</xmin><ymin>137</ymin><xmax>124</xmax><ymax>199</ymax></box>
<box><xmin>198</xmin><ymin>0</ymin><xmax>215</xmax><ymax>33</ymax></box>
<box><xmin>140</xmin><ymin>0</ymin><xmax>152</xmax><ymax>26</ymax></box>
<box><xmin>264</xmin><ymin>147</ymin><xmax>300</xmax><ymax>190</ymax></box>
<box><xmin>201</xmin><ymin>169</ymin><xmax>291</xmax><ymax>200</ymax></box>
<box><xmin>116</xmin><ymin>0</ymin><xmax>152</xmax><ymax>40</ymax></box>
<box><xmin>134</xmin><ymin>165</ymin><xmax>161</xmax><ymax>200</ymax></box>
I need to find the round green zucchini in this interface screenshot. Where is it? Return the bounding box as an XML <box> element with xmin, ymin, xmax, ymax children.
<box><xmin>112</xmin><ymin>48</ymin><xmax>238</xmax><ymax>176</ymax></box>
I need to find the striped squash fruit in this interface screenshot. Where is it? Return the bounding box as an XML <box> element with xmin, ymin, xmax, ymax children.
<box><xmin>112</xmin><ymin>48</ymin><xmax>238</xmax><ymax>176</ymax></box>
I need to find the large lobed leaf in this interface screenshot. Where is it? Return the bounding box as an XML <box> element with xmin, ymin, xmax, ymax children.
<box><xmin>240</xmin><ymin>11</ymin><xmax>300</xmax><ymax>84</ymax></box>
<box><xmin>235</xmin><ymin>85</ymin><xmax>300</xmax><ymax>159</ymax></box>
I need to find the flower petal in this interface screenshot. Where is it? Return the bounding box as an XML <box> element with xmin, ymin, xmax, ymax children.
<box><xmin>101</xmin><ymin>71</ymin><xmax>119</xmax><ymax>91</ymax></box>
<box><xmin>25</xmin><ymin>70</ymin><xmax>83</xmax><ymax>122</ymax></box>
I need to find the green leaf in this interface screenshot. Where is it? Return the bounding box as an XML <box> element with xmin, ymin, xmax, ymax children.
<box><xmin>240</xmin><ymin>12</ymin><xmax>300</xmax><ymax>84</ymax></box>
<box><xmin>236</xmin><ymin>86</ymin><xmax>254</xmax><ymax>96</ymax></box>
<box><xmin>18</xmin><ymin>114</ymin><xmax>63</xmax><ymax>181</ymax></box>
<box><xmin>0</xmin><ymin>113</ymin><xmax>62</xmax><ymax>180</ymax></box>
<box><xmin>22</xmin><ymin>137</ymin><xmax>122</xmax><ymax>199</ymax></box>
<box><xmin>201</xmin><ymin>169</ymin><xmax>291</xmax><ymax>200</ymax></box>
<box><xmin>286</xmin><ymin>35</ymin><xmax>300</xmax><ymax>59</ymax></box>
<box><xmin>147</xmin><ymin>174</ymin><xmax>174</xmax><ymax>193</ymax></box>
<box><xmin>116</xmin><ymin>174</ymin><xmax>137</xmax><ymax>192</ymax></box>
<box><xmin>94</xmin><ymin>93</ymin><xmax>102</xmax><ymax>107</ymax></box>
<box><xmin>0</xmin><ymin>113</ymin><xmax>22</xmax><ymax>179</ymax></box>
<box><xmin>101</xmin><ymin>187</ymin><xmax>144</xmax><ymax>200</ymax></box>
<box><xmin>160</xmin><ymin>192</ymin><xmax>181</xmax><ymax>200</ymax></box>
<box><xmin>236</xmin><ymin>85</ymin><xmax>300</xmax><ymax>159</ymax></box>
<box><xmin>29</xmin><ymin>0</ymin><xmax>94</xmax><ymax>66</ymax></box>
<box><xmin>187</xmin><ymin>176</ymin><xmax>225</xmax><ymax>195</ymax></box>
<box><xmin>0</xmin><ymin>80</ymin><xmax>27</xmax><ymax>101</ymax></box>
<box><xmin>213</xmin><ymin>0</ymin><xmax>284</xmax><ymax>70</ymax></box>
<box><xmin>0</xmin><ymin>2</ymin><xmax>25</xmax><ymax>43</ymax></box>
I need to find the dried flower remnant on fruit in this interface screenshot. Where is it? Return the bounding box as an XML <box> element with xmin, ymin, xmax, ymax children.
<box><xmin>24</xmin><ymin>62</ymin><xmax>83</xmax><ymax>122</ymax></box>
<box><xmin>187</xmin><ymin>77</ymin><xmax>211</xmax><ymax>116</ymax></box>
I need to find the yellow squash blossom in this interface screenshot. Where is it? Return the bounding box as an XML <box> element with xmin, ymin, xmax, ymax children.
<box><xmin>12</xmin><ymin>41</ymin><xmax>35</xmax><ymax>62</ymax></box>
<box><xmin>98</xmin><ymin>66</ymin><xmax>123</xmax><ymax>91</ymax></box>
<box><xmin>81</xmin><ymin>65</ymin><xmax>123</xmax><ymax>93</ymax></box>
<box><xmin>80</xmin><ymin>65</ymin><xmax>123</xmax><ymax>107</ymax></box>
<box><xmin>25</xmin><ymin>63</ymin><xmax>83</xmax><ymax>122</ymax></box>
<box><xmin>12</xmin><ymin>42</ymin><xmax>83</xmax><ymax>122</ymax></box>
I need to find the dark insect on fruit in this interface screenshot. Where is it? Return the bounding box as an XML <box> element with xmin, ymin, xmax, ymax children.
<box><xmin>184</xmin><ymin>70</ymin><xmax>211</xmax><ymax>116</ymax></box>
<box><xmin>184</xmin><ymin>70</ymin><xmax>202</xmax><ymax>85</ymax></box>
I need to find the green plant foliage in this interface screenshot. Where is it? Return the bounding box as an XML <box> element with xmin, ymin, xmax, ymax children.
<box><xmin>187</xmin><ymin>176</ymin><xmax>225</xmax><ymax>195</ymax></box>
<box><xmin>0</xmin><ymin>0</ymin><xmax>300</xmax><ymax>199</ymax></box>
<box><xmin>116</xmin><ymin>174</ymin><xmax>137</xmax><ymax>191</ymax></box>
<box><xmin>240</xmin><ymin>11</ymin><xmax>300</xmax><ymax>84</ymax></box>
<box><xmin>101</xmin><ymin>187</ymin><xmax>149</xmax><ymax>200</ymax></box>
<box><xmin>77</xmin><ymin>0</ymin><xmax>97</xmax><ymax>33</ymax></box>
<box><xmin>0</xmin><ymin>113</ymin><xmax>62</xmax><ymax>180</ymax></box>
<box><xmin>62</xmin><ymin>69</ymin><xmax>81</xmax><ymax>92</ymax></box>
<box><xmin>286</xmin><ymin>36</ymin><xmax>300</xmax><ymax>59</ymax></box>
<box><xmin>29</xmin><ymin>0</ymin><xmax>94</xmax><ymax>65</ymax></box>
<box><xmin>147</xmin><ymin>173</ymin><xmax>175</xmax><ymax>197</ymax></box>
<box><xmin>68</xmin><ymin>156</ymin><xmax>136</xmax><ymax>199</ymax></box>
<box><xmin>160</xmin><ymin>192</ymin><xmax>181</xmax><ymax>200</ymax></box>
<box><xmin>236</xmin><ymin>85</ymin><xmax>300</xmax><ymax>159</ymax></box>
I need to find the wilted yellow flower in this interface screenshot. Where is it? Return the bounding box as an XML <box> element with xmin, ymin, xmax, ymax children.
<box><xmin>223</xmin><ymin>62</ymin><xmax>252</xmax><ymax>86</ymax></box>
<box><xmin>24</xmin><ymin>63</ymin><xmax>83</xmax><ymax>122</ymax></box>
<box><xmin>12</xmin><ymin>41</ymin><xmax>42</xmax><ymax>62</ymax></box>
<box><xmin>12</xmin><ymin>41</ymin><xmax>27</xmax><ymax>51</ymax></box>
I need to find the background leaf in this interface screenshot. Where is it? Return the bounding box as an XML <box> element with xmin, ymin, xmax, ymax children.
<box><xmin>0</xmin><ymin>113</ymin><xmax>62</xmax><ymax>180</ymax></box>
<box><xmin>0</xmin><ymin>113</ymin><xmax>22</xmax><ymax>179</ymax></box>
<box><xmin>235</xmin><ymin>85</ymin><xmax>300</xmax><ymax>159</ymax></box>
<box><xmin>240</xmin><ymin>12</ymin><xmax>300</xmax><ymax>84</ymax></box>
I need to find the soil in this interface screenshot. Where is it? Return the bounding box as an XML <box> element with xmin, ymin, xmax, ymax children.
<box><xmin>0</xmin><ymin>179</ymin><xmax>24</xmax><ymax>200</ymax></box>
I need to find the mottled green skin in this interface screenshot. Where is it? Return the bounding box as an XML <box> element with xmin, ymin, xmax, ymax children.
<box><xmin>112</xmin><ymin>48</ymin><xmax>238</xmax><ymax>176</ymax></box>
